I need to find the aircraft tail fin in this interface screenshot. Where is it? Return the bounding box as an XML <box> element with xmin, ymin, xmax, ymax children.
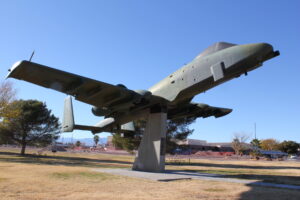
<box><xmin>62</xmin><ymin>96</ymin><xmax>112</xmax><ymax>134</ymax></box>
<box><xmin>62</xmin><ymin>96</ymin><xmax>75</xmax><ymax>132</ymax></box>
<box><xmin>61</xmin><ymin>96</ymin><xmax>135</xmax><ymax>134</ymax></box>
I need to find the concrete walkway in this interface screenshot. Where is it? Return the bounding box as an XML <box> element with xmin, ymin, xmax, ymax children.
<box><xmin>93</xmin><ymin>168</ymin><xmax>300</xmax><ymax>190</ymax></box>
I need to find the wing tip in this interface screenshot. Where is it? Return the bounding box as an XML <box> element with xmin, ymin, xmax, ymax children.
<box><xmin>6</xmin><ymin>60</ymin><xmax>26</xmax><ymax>79</ymax></box>
<box><xmin>215</xmin><ymin>108</ymin><xmax>233</xmax><ymax>118</ymax></box>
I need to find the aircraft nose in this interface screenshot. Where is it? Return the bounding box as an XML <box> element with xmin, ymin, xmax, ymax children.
<box><xmin>246</xmin><ymin>43</ymin><xmax>275</xmax><ymax>62</ymax></box>
<box><xmin>240</xmin><ymin>42</ymin><xmax>279</xmax><ymax>72</ymax></box>
<box><xmin>249</xmin><ymin>43</ymin><xmax>273</xmax><ymax>55</ymax></box>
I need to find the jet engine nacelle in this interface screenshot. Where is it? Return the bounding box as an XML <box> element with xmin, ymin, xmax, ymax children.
<box><xmin>133</xmin><ymin>90</ymin><xmax>152</xmax><ymax>104</ymax></box>
<box><xmin>91</xmin><ymin>106</ymin><xmax>110</xmax><ymax>116</ymax></box>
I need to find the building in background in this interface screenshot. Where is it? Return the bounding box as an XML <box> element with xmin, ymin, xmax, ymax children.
<box><xmin>174</xmin><ymin>139</ymin><xmax>236</xmax><ymax>153</ymax></box>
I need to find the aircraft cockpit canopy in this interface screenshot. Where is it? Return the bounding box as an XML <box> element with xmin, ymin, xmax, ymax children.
<box><xmin>195</xmin><ymin>42</ymin><xmax>236</xmax><ymax>59</ymax></box>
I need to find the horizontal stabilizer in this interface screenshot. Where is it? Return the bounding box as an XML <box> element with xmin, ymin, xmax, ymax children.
<box><xmin>95</xmin><ymin>117</ymin><xmax>115</xmax><ymax>128</ymax></box>
<box><xmin>61</xmin><ymin>96</ymin><xmax>109</xmax><ymax>134</ymax></box>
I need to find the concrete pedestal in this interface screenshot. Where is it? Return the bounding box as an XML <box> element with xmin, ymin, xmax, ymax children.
<box><xmin>132</xmin><ymin>111</ymin><xmax>167</xmax><ymax>172</ymax></box>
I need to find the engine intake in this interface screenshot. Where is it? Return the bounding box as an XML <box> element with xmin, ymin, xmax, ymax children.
<box><xmin>133</xmin><ymin>90</ymin><xmax>152</xmax><ymax>104</ymax></box>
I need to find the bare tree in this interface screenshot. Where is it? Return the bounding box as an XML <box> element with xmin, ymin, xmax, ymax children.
<box><xmin>0</xmin><ymin>81</ymin><xmax>16</xmax><ymax>103</ymax></box>
<box><xmin>231</xmin><ymin>133</ymin><xmax>250</xmax><ymax>155</ymax></box>
<box><xmin>0</xmin><ymin>81</ymin><xmax>18</xmax><ymax>118</ymax></box>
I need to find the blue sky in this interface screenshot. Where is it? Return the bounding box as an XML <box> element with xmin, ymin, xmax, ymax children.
<box><xmin>0</xmin><ymin>0</ymin><xmax>299</xmax><ymax>142</ymax></box>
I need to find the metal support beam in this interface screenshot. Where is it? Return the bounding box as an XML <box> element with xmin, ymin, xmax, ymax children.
<box><xmin>132</xmin><ymin>107</ymin><xmax>167</xmax><ymax>172</ymax></box>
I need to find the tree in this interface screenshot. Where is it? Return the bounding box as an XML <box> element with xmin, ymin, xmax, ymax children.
<box><xmin>250</xmin><ymin>138</ymin><xmax>261</xmax><ymax>149</ymax></box>
<box><xmin>166</xmin><ymin>118</ymin><xmax>195</xmax><ymax>153</ymax></box>
<box><xmin>231</xmin><ymin>133</ymin><xmax>249</xmax><ymax>155</ymax></box>
<box><xmin>112</xmin><ymin>118</ymin><xmax>196</xmax><ymax>153</ymax></box>
<box><xmin>0</xmin><ymin>81</ymin><xmax>16</xmax><ymax>107</ymax></box>
<box><xmin>250</xmin><ymin>138</ymin><xmax>262</xmax><ymax>159</ymax></box>
<box><xmin>0</xmin><ymin>100</ymin><xmax>60</xmax><ymax>155</ymax></box>
<box><xmin>278</xmin><ymin>140</ymin><xmax>299</xmax><ymax>155</ymax></box>
<box><xmin>112</xmin><ymin>120</ymin><xmax>145</xmax><ymax>153</ymax></box>
<box><xmin>0</xmin><ymin>81</ymin><xmax>19</xmax><ymax>145</ymax></box>
<box><xmin>94</xmin><ymin>135</ymin><xmax>99</xmax><ymax>146</ymax></box>
<box><xmin>260</xmin><ymin>139</ymin><xmax>280</xmax><ymax>151</ymax></box>
<box><xmin>112</xmin><ymin>133</ymin><xmax>139</xmax><ymax>153</ymax></box>
<box><xmin>0</xmin><ymin>81</ymin><xmax>18</xmax><ymax>119</ymax></box>
<box><xmin>75</xmin><ymin>140</ymin><xmax>81</xmax><ymax>147</ymax></box>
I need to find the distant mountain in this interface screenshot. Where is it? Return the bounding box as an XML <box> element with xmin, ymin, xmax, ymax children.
<box><xmin>57</xmin><ymin>137</ymin><xmax>107</xmax><ymax>146</ymax></box>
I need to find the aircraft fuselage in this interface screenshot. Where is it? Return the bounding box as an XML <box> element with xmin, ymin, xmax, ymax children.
<box><xmin>149</xmin><ymin>43</ymin><xmax>279</xmax><ymax>105</ymax></box>
<box><xmin>105</xmin><ymin>43</ymin><xmax>279</xmax><ymax>129</ymax></box>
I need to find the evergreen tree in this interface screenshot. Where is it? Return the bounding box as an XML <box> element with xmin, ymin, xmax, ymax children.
<box><xmin>75</xmin><ymin>140</ymin><xmax>81</xmax><ymax>147</ymax></box>
<box><xmin>112</xmin><ymin>118</ymin><xmax>196</xmax><ymax>153</ymax></box>
<box><xmin>0</xmin><ymin>100</ymin><xmax>60</xmax><ymax>155</ymax></box>
<box><xmin>278</xmin><ymin>140</ymin><xmax>299</xmax><ymax>154</ymax></box>
<box><xmin>94</xmin><ymin>135</ymin><xmax>100</xmax><ymax>146</ymax></box>
<box><xmin>250</xmin><ymin>138</ymin><xmax>261</xmax><ymax>149</ymax></box>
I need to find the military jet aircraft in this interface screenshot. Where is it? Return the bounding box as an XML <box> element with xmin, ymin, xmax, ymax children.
<box><xmin>7</xmin><ymin>42</ymin><xmax>279</xmax><ymax>134</ymax></box>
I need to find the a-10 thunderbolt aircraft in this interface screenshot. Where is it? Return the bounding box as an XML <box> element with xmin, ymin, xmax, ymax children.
<box><xmin>7</xmin><ymin>42</ymin><xmax>279</xmax><ymax>134</ymax></box>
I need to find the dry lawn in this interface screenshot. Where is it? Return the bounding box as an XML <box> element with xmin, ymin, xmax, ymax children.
<box><xmin>0</xmin><ymin>147</ymin><xmax>300</xmax><ymax>200</ymax></box>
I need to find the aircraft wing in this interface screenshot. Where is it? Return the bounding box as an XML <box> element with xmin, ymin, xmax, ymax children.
<box><xmin>7</xmin><ymin>61</ymin><xmax>143</xmax><ymax>108</ymax></box>
<box><xmin>168</xmin><ymin>102</ymin><xmax>232</xmax><ymax>120</ymax></box>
